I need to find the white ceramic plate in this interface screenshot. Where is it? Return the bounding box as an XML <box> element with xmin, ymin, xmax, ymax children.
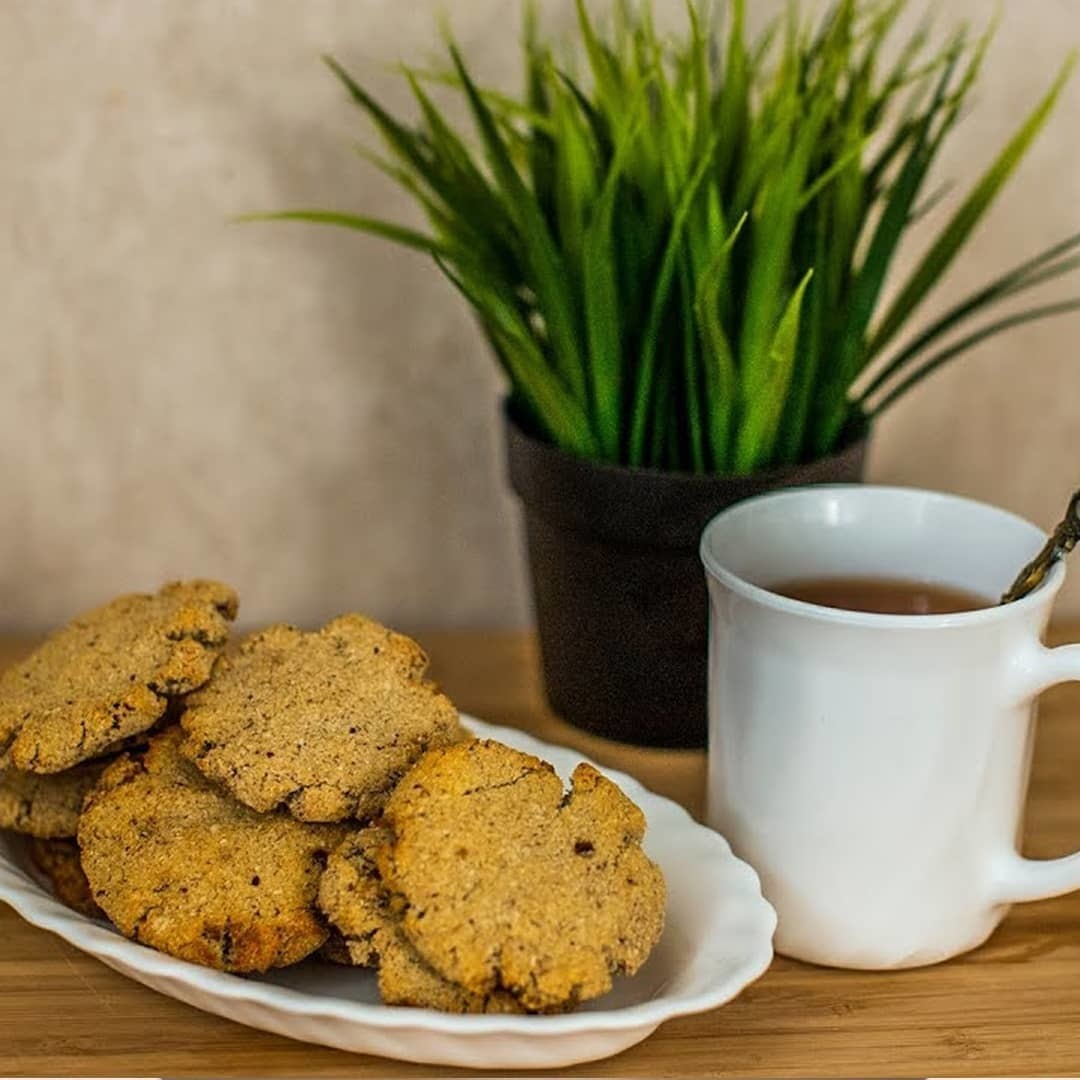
<box><xmin>0</xmin><ymin>716</ymin><xmax>775</xmax><ymax>1069</ymax></box>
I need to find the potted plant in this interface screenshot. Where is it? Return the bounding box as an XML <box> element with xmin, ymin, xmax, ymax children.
<box><xmin>254</xmin><ymin>0</ymin><xmax>1080</xmax><ymax>747</ymax></box>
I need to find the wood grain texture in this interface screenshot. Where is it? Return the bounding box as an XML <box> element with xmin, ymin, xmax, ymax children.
<box><xmin>2</xmin><ymin>630</ymin><xmax>1080</xmax><ymax>1077</ymax></box>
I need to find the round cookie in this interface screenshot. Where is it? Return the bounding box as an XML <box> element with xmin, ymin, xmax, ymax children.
<box><xmin>0</xmin><ymin>759</ymin><xmax>110</xmax><ymax>838</ymax></box>
<box><xmin>0</xmin><ymin>580</ymin><xmax>238</xmax><ymax>774</ymax></box>
<box><xmin>318</xmin><ymin>826</ymin><xmax>522</xmax><ymax>1013</ymax></box>
<box><xmin>78</xmin><ymin>727</ymin><xmax>347</xmax><ymax>973</ymax></box>
<box><xmin>179</xmin><ymin>616</ymin><xmax>464</xmax><ymax>823</ymax></box>
<box><xmin>29</xmin><ymin>837</ymin><xmax>103</xmax><ymax>919</ymax></box>
<box><xmin>377</xmin><ymin>740</ymin><xmax>666</xmax><ymax>1012</ymax></box>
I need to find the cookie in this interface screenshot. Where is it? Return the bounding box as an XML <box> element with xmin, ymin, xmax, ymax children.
<box><xmin>78</xmin><ymin>727</ymin><xmax>347</xmax><ymax>973</ymax></box>
<box><xmin>378</xmin><ymin>932</ymin><xmax>526</xmax><ymax>1014</ymax></box>
<box><xmin>0</xmin><ymin>580</ymin><xmax>237</xmax><ymax>773</ymax></box>
<box><xmin>318</xmin><ymin>826</ymin><xmax>522</xmax><ymax>1013</ymax></box>
<box><xmin>29</xmin><ymin>838</ymin><xmax>103</xmax><ymax>919</ymax></box>
<box><xmin>317</xmin><ymin>828</ymin><xmax>393</xmax><ymax>968</ymax></box>
<box><xmin>377</xmin><ymin>740</ymin><xmax>666</xmax><ymax>1012</ymax></box>
<box><xmin>0</xmin><ymin>758</ymin><xmax>110</xmax><ymax>837</ymax></box>
<box><xmin>179</xmin><ymin>616</ymin><xmax>463</xmax><ymax>823</ymax></box>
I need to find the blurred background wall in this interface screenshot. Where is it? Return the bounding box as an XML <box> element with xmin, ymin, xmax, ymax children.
<box><xmin>1</xmin><ymin>0</ymin><xmax>1078</xmax><ymax>632</ymax></box>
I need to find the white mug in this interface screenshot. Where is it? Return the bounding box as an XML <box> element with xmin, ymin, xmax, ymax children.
<box><xmin>700</xmin><ymin>485</ymin><xmax>1080</xmax><ymax>969</ymax></box>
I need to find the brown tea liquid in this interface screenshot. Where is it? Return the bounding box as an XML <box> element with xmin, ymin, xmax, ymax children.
<box><xmin>770</xmin><ymin>576</ymin><xmax>991</xmax><ymax>615</ymax></box>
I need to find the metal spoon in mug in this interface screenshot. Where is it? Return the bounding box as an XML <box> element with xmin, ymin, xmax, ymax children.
<box><xmin>1000</xmin><ymin>489</ymin><xmax>1080</xmax><ymax>604</ymax></box>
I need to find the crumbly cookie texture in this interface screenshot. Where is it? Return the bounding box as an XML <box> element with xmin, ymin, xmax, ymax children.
<box><xmin>0</xmin><ymin>580</ymin><xmax>237</xmax><ymax>774</ymax></box>
<box><xmin>377</xmin><ymin>740</ymin><xmax>666</xmax><ymax>1012</ymax></box>
<box><xmin>318</xmin><ymin>826</ymin><xmax>523</xmax><ymax>1013</ymax></box>
<box><xmin>78</xmin><ymin>727</ymin><xmax>347</xmax><ymax>973</ymax></box>
<box><xmin>317</xmin><ymin>827</ymin><xmax>395</xmax><ymax>968</ymax></box>
<box><xmin>29</xmin><ymin>837</ymin><xmax>104</xmax><ymax>919</ymax></box>
<box><xmin>0</xmin><ymin>759</ymin><xmax>111</xmax><ymax>838</ymax></box>
<box><xmin>378</xmin><ymin>932</ymin><xmax>527</xmax><ymax>1014</ymax></box>
<box><xmin>179</xmin><ymin>616</ymin><xmax>464</xmax><ymax>823</ymax></box>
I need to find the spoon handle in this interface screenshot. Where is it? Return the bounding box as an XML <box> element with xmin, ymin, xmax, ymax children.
<box><xmin>1000</xmin><ymin>489</ymin><xmax>1080</xmax><ymax>604</ymax></box>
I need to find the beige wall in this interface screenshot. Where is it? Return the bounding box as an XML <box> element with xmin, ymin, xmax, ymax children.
<box><xmin>1</xmin><ymin>0</ymin><xmax>1078</xmax><ymax>633</ymax></box>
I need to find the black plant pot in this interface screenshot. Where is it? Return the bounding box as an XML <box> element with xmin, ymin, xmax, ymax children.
<box><xmin>505</xmin><ymin>407</ymin><xmax>868</xmax><ymax>748</ymax></box>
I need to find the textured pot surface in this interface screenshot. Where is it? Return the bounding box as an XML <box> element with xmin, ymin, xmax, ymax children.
<box><xmin>505</xmin><ymin>411</ymin><xmax>868</xmax><ymax>747</ymax></box>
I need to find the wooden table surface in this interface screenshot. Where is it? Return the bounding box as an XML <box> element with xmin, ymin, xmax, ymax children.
<box><xmin>2</xmin><ymin>629</ymin><xmax>1080</xmax><ymax>1077</ymax></box>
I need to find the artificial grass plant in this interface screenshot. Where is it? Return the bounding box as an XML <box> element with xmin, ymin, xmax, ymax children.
<box><xmin>255</xmin><ymin>0</ymin><xmax>1080</xmax><ymax>473</ymax></box>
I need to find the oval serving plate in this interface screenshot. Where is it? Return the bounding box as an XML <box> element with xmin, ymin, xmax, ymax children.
<box><xmin>0</xmin><ymin>716</ymin><xmax>776</xmax><ymax>1070</ymax></box>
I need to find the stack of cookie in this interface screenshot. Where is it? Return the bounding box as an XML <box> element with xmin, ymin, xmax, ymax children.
<box><xmin>319</xmin><ymin>739</ymin><xmax>666</xmax><ymax>1012</ymax></box>
<box><xmin>0</xmin><ymin>580</ymin><xmax>240</xmax><ymax>915</ymax></box>
<box><xmin>1</xmin><ymin>581</ymin><xmax>666</xmax><ymax>1014</ymax></box>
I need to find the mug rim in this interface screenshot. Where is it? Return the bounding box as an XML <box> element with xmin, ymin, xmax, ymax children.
<box><xmin>699</xmin><ymin>484</ymin><xmax>1062</xmax><ymax>630</ymax></box>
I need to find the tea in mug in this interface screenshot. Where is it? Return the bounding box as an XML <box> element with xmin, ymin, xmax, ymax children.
<box><xmin>770</xmin><ymin>576</ymin><xmax>990</xmax><ymax>616</ymax></box>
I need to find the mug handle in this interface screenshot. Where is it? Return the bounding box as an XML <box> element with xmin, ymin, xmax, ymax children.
<box><xmin>991</xmin><ymin>642</ymin><xmax>1080</xmax><ymax>903</ymax></box>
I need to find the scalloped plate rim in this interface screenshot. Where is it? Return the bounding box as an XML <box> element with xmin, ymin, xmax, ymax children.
<box><xmin>0</xmin><ymin>714</ymin><xmax>776</xmax><ymax>1065</ymax></box>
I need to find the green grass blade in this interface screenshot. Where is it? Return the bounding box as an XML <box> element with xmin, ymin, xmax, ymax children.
<box><xmin>448</xmin><ymin>41</ymin><xmax>588</xmax><ymax>407</ymax></box>
<box><xmin>351</xmin><ymin>132</ymin><xmax>513</xmax><ymax>278</ymax></box>
<box><xmin>730</xmin><ymin>98</ymin><xmax>798</xmax><ymax>219</ymax></box>
<box><xmin>549</xmin><ymin>72</ymin><xmax>599</xmax><ymax>291</ymax></box>
<box><xmin>329</xmin><ymin>55</ymin><xmax>518</xmax><ymax>261</ymax></box>
<box><xmin>574</xmin><ymin>0</ymin><xmax>623</xmax><ymax>106</ymax></box>
<box><xmin>811</xmin><ymin>41</ymin><xmax>965</xmax><ymax>453</ymax></box>
<box><xmin>694</xmin><ymin>211</ymin><xmax>746</xmax><ymax>470</ymax></box>
<box><xmin>323</xmin><ymin>56</ymin><xmax>447</xmax><ymax>194</ymax></box>
<box><xmin>401</xmin><ymin>69</ymin><xmax>507</xmax><ymax>208</ymax></box>
<box><xmin>862</xmin><ymin>31</ymin><xmax>962</xmax><ymax>196</ymax></box>
<box><xmin>776</xmin><ymin>199</ymin><xmax>828</xmax><ymax>464</ymax></box>
<box><xmin>868</xmin><ymin>53</ymin><xmax>1077</xmax><ymax>360</ymax></box>
<box><xmin>523</xmin><ymin>12</ymin><xmax>557</xmax><ymax>225</ymax></box>
<box><xmin>582</xmin><ymin>239</ymin><xmax>621</xmax><ymax>460</ymax></box>
<box><xmin>628</xmin><ymin>137</ymin><xmax>720</xmax><ymax>466</ymax></box>
<box><xmin>866</xmin><ymin>15</ymin><xmax>932</xmax><ymax>128</ymax></box>
<box><xmin>847</xmin><ymin>43</ymin><xmax>961</xmax><ymax>329</ymax></box>
<box><xmin>679</xmin><ymin>253</ymin><xmax>705</xmax><ymax>472</ymax></box>
<box><xmin>582</xmin><ymin>174</ymin><xmax>625</xmax><ymax>460</ymax></box>
<box><xmin>734</xmin><ymin>268</ymin><xmax>814</xmax><ymax>473</ymax></box>
<box><xmin>405</xmin><ymin>66</ymin><xmax>556</xmax><ymax>132</ymax></box>
<box><xmin>867</xmin><ymin>299</ymin><xmax>1080</xmax><ymax>417</ymax></box>
<box><xmin>749</xmin><ymin>15</ymin><xmax>780</xmax><ymax>69</ymax></box>
<box><xmin>792</xmin><ymin>87</ymin><xmax>866</xmax><ymax>462</ymax></box>
<box><xmin>685</xmin><ymin>0</ymin><xmax>713</xmax><ymax>160</ymax></box>
<box><xmin>696</xmin><ymin>300</ymin><xmax>738</xmax><ymax>473</ymax></box>
<box><xmin>579</xmin><ymin>104</ymin><xmax>648</xmax><ymax>461</ymax></box>
<box><xmin>437</xmin><ymin>258</ymin><xmax>597</xmax><ymax>457</ymax></box>
<box><xmin>238</xmin><ymin>210</ymin><xmax>451</xmax><ymax>258</ymax></box>
<box><xmin>350</xmin><ymin>142</ymin><xmax>452</xmax><ymax>224</ymax></box>
<box><xmin>798</xmin><ymin>133</ymin><xmax>868</xmax><ymax>211</ymax></box>
<box><xmin>864</xmin><ymin>116</ymin><xmax>921</xmax><ymax>199</ymax></box>
<box><xmin>857</xmin><ymin>231</ymin><xmax>1080</xmax><ymax>402</ymax></box>
<box><xmin>555</xmin><ymin>69</ymin><xmax>613</xmax><ymax>158</ymax></box>
<box><xmin>715</xmin><ymin>0</ymin><xmax>749</xmax><ymax>199</ymax></box>
<box><xmin>907</xmin><ymin>178</ymin><xmax>956</xmax><ymax>223</ymax></box>
<box><xmin>737</xmin><ymin>77</ymin><xmax>830</xmax><ymax>402</ymax></box>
